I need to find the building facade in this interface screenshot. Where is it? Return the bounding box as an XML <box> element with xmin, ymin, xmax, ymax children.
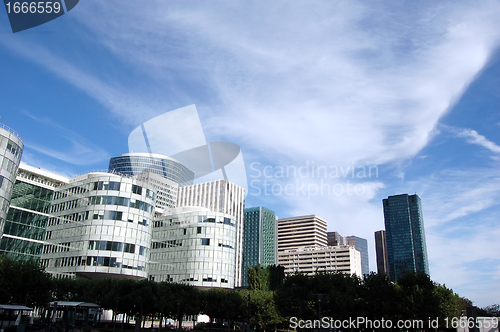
<box><xmin>327</xmin><ymin>231</ymin><xmax>346</xmax><ymax>246</ymax></box>
<box><xmin>0</xmin><ymin>162</ymin><xmax>69</xmax><ymax>260</ymax></box>
<box><xmin>135</xmin><ymin>171</ymin><xmax>178</xmax><ymax>214</ymax></box>
<box><xmin>346</xmin><ymin>236</ymin><xmax>369</xmax><ymax>276</ymax></box>
<box><xmin>149</xmin><ymin>206</ymin><xmax>237</xmax><ymax>289</ymax></box>
<box><xmin>277</xmin><ymin>215</ymin><xmax>328</xmax><ymax>265</ymax></box>
<box><xmin>108</xmin><ymin>153</ymin><xmax>194</xmax><ymax>187</ymax></box>
<box><xmin>243</xmin><ymin>207</ymin><xmax>277</xmax><ymax>287</ymax></box>
<box><xmin>374</xmin><ymin>230</ymin><xmax>388</xmax><ymax>275</ymax></box>
<box><xmin>279</xmin><ymin>245</ymin><xmax>362</xmax><ymax>277</ymax></box>
<box><xmin>177</xmin><ymin>180</ymin><xmax>245</xmax><ymax>287</ymax></box>
<box><xmin>40</xmin><ymin>172</ymin><xmax>155</xmax><ymax>279</ymax></box>
<box><xmin>383</xmin><ymin>194</ymin><xmax>430</xmax><ymax>281</ymax></box>
<box><xmin>0</xmin><ymin>124</ymin><xmax>23</xmax><ymax>239</ymax></box>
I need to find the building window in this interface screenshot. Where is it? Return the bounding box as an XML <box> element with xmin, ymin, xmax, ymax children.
<box><xmin>201</xmin><ymin>238</ymin><xmax>210</xmax><ymax>246</ymax></box>
<box><xmin>197</xmin><ymin>227</ymin><xmax>202</xmax><ymax>234</ymax></box>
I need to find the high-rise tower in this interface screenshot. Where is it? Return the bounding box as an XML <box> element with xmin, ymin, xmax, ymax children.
<box><xmin>243</xmin><ymin>207</ymin><xmax>277</xmax><ymax>287</ymax></box>
<box><xmin>383</xmin><ymin>194</ymin><xmax>429</xmax><ymax>281</ymax></box>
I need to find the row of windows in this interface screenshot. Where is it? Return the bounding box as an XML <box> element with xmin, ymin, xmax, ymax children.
<box><xmin>198</xmin><ymin>216</ymin><xmax>235</xmax><ymax>226</ymax></box>
<box><xmin>51</xmin><ymin>199</ymin><xmax>79</xmax><ymax>213</ymax></box>
<box><xmin>5</xmin><ymin>141</ymin><xmax>21</xmax><ymax>158</ymax></box>
<box><xmin>50</xmin><ymin>256</ymin><xmax>145</xmax><ymax>270</ymax></box>
<box><xmin>88</xmin><ymin>240</ymin><xmax>137</xmax><ymax>254</ymax></box>
<box><xmin>87</xmin><ymin>195</ymin><xmax>154</xmax><ymax>214</ymax></box>
<box><xmin>43</xmin><ymin>242</ymin><xmax>71</xmax><ymax>254</ymax></box>
<box><xmin>48</xmin><ymin>211</ymin><xmax>149</xmax><ymax>226</ymax></box>
<box><xmin>151</xmin><ymin>240</ymin><xmax>182</xmax><ymax>249</ymax></box>
<box><xmin>54</xmin><ymin>185</ymin><xmax>88</xmax><ymax>200</ymax></box>
<box><xmin>93</xmin><ymin>181</ymin><xmax>121</xmax><ymax>191</ymax></box>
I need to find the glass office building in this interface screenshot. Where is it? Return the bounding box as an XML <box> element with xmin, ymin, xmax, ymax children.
<box><xmin>383</xmin><ymin>194</ymin><xmax>429</xmax><ymax>281</ymax></box>
<box><xmin>108</xmin><ymin>153</ymin><xmax>194</xmax><ymax>187</ymax></box>
<box><xmin>41</xmin><ymin>172</ymin><xmax>155</xmax><ymax>279</ymax></box>
<box><xmin>243</xmin><ymin>207</ymin><xmax>277</xmax><ymax>287</ymax></box>
<box><xmin>0</xmin><ymin>163</ymin><xmax>68</xmax><ymax>260</ymax></box>
<box><xmin>346</xmin><ymin>236</ymin><xmax>369</xmax><ymax>277</ymax></box>
<box><xmin>0</xmin><ymin>124</ymin><xmax>23</xmax><ymax>239</ymax></box>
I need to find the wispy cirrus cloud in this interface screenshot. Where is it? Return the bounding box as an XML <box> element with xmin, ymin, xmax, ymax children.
<box><xmin>21</xmin><ymin>111</ymin><xmax>110</xmax><ymax>166</ymax></box>
<box><xmin>456</xmin><ymin>128</ymin><xmax>500</xmax><ymax>154</ymax></box>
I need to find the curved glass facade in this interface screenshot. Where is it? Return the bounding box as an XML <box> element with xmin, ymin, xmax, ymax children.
<box><xmin>0</xmin><ymin>124</ymin><xmax>23</xmax><ymax>239</ymax></box>
<box><xmin>41</xmin><ymin>173</ymin><xmax>155</xmax><ymax>279</ymax></box>
<box><xmin>149</xmin><ymin>207</ymin><xmax>237</xmax><ymax>289</ymax></box>
<box><xmin>108</xmin><ymin>153</ymin><xmax>194</xmax><ymax>187</ymax></box>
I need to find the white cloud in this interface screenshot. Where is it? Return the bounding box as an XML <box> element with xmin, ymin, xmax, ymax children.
<box><xmin>456</xmin><ymin>128</ymin><xmax>500</xmax><ymax>154</ymax></box>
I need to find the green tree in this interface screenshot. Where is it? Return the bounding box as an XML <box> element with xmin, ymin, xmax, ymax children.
<box><xmin>0</xmin><ymin>256</ymin><xmax>51</xmax><ymax>306</ymax></box>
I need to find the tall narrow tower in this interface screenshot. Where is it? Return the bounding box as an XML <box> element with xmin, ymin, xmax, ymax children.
<box><xmin>383</xmin><ymin>194</ymin><xmax>429</xmax><ymax>281</ymax></box>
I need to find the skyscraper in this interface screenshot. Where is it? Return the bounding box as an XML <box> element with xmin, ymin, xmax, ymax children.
<box><xmin>243</xmin><ymin>207</ymin><xmax>277</xmax><ymax>287</ymax></box>
<box><xmin>374</xmin><ymin>230</ymin><xmax>388</xmax><ymax>275</ymax></box>
<box><xmin>383</xmin><ymin>194</ymin><xmax>429</xmax><ymax>281</ymax></box>
<box><xmin>277</xmin><ymin>215</ymin><xmax>328</xmax><ymax>256</ymax></box>
<box><xmin>346</xmin><ymin>236</ymin><xmax>369</xmax><ymax>276</ymax></box>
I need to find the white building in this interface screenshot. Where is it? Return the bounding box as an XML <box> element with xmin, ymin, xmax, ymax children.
<box><xmin>177</xmin><ymin>180</ymin><xmax>245</xmax><ymax>287</ymax></box>
<box><xmin>149</xmin><ymin>206</ymin><xmax>237</xmax><ymax>288</ymax></box>
<box><xmin>277</xmin><ymin>215</ymin><xmax>328</xmax><ymax>265</ymax></box>
<box><xmin>41</xmin><ymin>172</ymin><xmax>155</xmax><ymax>279</ymax></box>
<box><xmin>0</xmin><ymin>124</ymin><xmax>23</xmax><ymax>238</ymax></box>
<box><xmin>279</xmin><ymin>245</ymin><xmax>362</xmax><ymax>277</ymax></box>
<box><xmin>135</xmin><ymin>171</ymin><xmax>178</xmax><ymax>214</ymax></box>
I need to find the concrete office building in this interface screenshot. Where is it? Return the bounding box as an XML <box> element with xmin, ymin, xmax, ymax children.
<box><xmin>243</xmin><ymin>207</ymin><xmax>277</xmax><ymax>287</ymax></box>
<box><xmin>374</xmin><ymin>230</ymin><xmax>388</xmax><ymax>275</ymax></box>
<box><xmin>0</xmin><ymin>162</ymin><xmax>69</xmax><ymax>260</ymax></box>
<box><xmin>108</xmin><ymin>153</ymin><xmax>194</xmax><ymax>187</ymax></box>
<box><xmin>383</xmin><ymin>194</ymin><xmax>430</xmax><ymax>281</ymax></box>
<box><xmin>177</xmin><ymin>180</ymin><xmax>245</xmax><ymax>287</ymax></box>
<box><xmin>277</xmin><ymin>215</ymin><xmax>328</xmax><ymax>265</ymax></box>
<box><xmin>279</xmin><ymin>245</ymin><xmax>362</xmax><ymax>277</ymax></box>
<box><xmin>0</xmin><ymin>124</ymin><xmax>23</xmax><ymax>238</ymax></box>
<box><xmin>40</xmin><ymin>172</ymin><xmax>155</xmax><ymax>279</ymax></box>
<box><xmin>149</xmin><ymin>206</ymin><xmax>237</xmax><ymax>288</ymax></box>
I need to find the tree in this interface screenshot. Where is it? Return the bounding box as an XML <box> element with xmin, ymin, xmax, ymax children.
<box><xmin>0</xmin><ymin>256</ymin><xmax>51</xmax><ymax>306</ymax></box>
<box><xmin>248</xmin><ymin>265</ymin><xmax>269</xmax><ymax>291</ymax></box>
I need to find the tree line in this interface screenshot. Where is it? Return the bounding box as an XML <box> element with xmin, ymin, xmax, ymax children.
<box><xmin>0</xmin><ymin>257</ymin><xmax>498</xmax><ymax>331</ymax></box>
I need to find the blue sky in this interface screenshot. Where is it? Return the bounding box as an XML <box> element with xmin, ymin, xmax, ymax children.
<box><xmin>1</xmin><ymin>1</ymin><xmax>499</xmax><ymax>306</ymax></box>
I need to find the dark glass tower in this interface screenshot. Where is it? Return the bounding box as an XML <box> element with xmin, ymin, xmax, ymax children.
<box><xmin>383</xmin><ymin>194</ymin><xmax>429</xmax><ymax>281</ymax></box>
<box><xmin>243</xmin><ymin>207</ymin><xmax>277</xmax><ymax>287</ymax></box>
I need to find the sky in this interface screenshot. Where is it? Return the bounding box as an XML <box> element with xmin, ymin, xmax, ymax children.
<box><xmin>1</xmin><ymin>1</ymin><xmax>499</xmax><ymax>307</ymax></box>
